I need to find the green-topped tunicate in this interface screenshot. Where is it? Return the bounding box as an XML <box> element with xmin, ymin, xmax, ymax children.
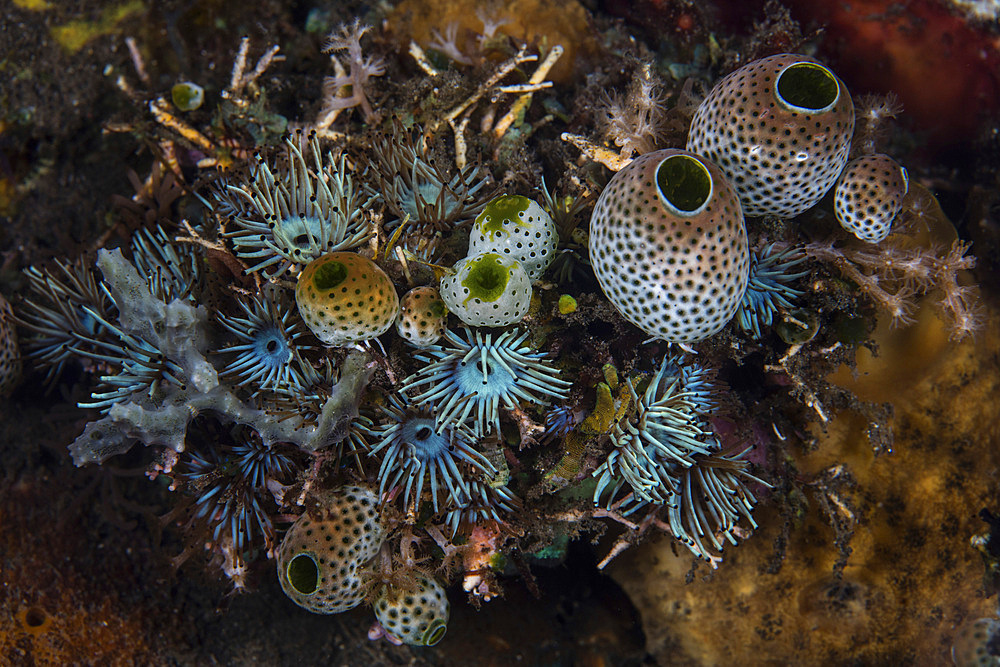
<box><xmin>439</xmin><ymin>252</ymin><xmax>531</xmax><ymax>327</ymax></box>
<box><xmin>296</xmin><ymin>252</ymin><xmax>399</xmax><ymax>347</ymax></box>
<box><xmin>468</xmin><ymin>194</ymin><xmax>558</xmax><ymax>281</ymax></box>
<box><xmin>171</xmin><ymin>82</ymin><xmax>205</xmax><ymax>111</ymax></box>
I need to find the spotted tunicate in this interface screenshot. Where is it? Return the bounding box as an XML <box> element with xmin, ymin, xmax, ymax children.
<box><xmin>0</xmin><ymin>293</ymin><xmax>21</xmax><ymax>399</ymax></box>
<box><xmin>396</xmin><ymin>286</ymin><xmax>448</xmax><ymax>347</ymax></box>
<box><xmin>589</xmin><ymin>148</ymin><xmax>749</xmax><ymax>343</ymax></box>
<box><xmin>373</xmin><ymin>573</ymin><xmax>449</xmax><ymax>646</ymax></box>
<box><xmin>295</xmin><ymin>252</ymin><xmax>400</xmax><ymax>347</ymax></box>
<box><xmin>834</xmin><ymin>153</ymin><xmax>909</xmax><ymax>243</ymax></box>
<box><xmin>687</xmin><ymin>53</ymin><xmax>855</xmax><ymax>218</ymax></box>
<box><xmin>276</xmin><ymin>486</ymin><xmax>385</xmax><ymax>614</ymax></box>
<box><xmin>468</xmin><ymin>194</ymin><xmax>558</xmax><ymax>281</ymax></box>
<box><xmin>439</xmin><ymin>252</ymin><xmax>531</xmax><ymax>327</ymax></box>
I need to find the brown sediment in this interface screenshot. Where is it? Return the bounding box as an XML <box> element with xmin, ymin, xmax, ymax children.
<box><xmin>608</xmin><ymin>300</ymin><xmax>1000</xmax><ymax>664</ymax></box>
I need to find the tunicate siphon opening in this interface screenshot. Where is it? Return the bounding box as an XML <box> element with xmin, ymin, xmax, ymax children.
<box><xmin>23</xmin><ymin>607</ymin><xmax>47</xmax><ymax>628</ymax></box>
<box><xmin>461</xmin><ymin>254</ymin><xmax>509</xmax><ymax>302</ymax></box>
<box><xmin>423</xmin><ymin>619</ymin><xmax>448</xmax><ymax>646</ymax></box>
<box><xmin>313</xmin><ymin>261</ymin><xmax>348</xmax><ymax>291</ymax></box>
<box><xmin>776</xmin><ymin>62</ymin><xmax>839</xmax><ymax>113</ymax></box>
<box><xmin>656</xmin><ymin>154</ymin><xmax>712</xmax><ymax>216</ymax></box>
<box><xmin>287</xmin><ymin>554</ymin><xmax>319</xmax><ymax>594</ymax></box>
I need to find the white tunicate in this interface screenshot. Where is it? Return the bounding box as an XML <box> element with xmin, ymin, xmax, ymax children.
<box><xmin>468</xmin><ymin>195</ymin><xmax>558</xmax><ymax>281</ymax></box>
<box><xmin>439</xmin><ymin>252</ymin><xmax>531</xmax><ymax>327</ymax></box>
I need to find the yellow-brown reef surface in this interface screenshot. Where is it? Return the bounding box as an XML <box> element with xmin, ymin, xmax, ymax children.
<box><xmin>609</xmin><ymin>300</ymin><xmax>1000</xmax><ymax>665</ymax></box>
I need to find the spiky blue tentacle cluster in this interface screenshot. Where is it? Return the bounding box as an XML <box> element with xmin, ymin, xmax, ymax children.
<box><xmin>362</xmin><ymin>394</ymin><xmax>494</xmax><ymax>514</ymax></box>
<box><xmin>735</xmin><ymin>243</ymin><xmax>808</xmax><ymax>339</ymax></box>
<box><xmin>18</xmin><ymin>257</ymin><xmax>114</xmax><ymax>384</ymax></box>
<box><xmin>372</xmin><ymin>124</ymin><xmax>494</xmax><ymax>259</ymax></box>
<box><xmin>75</xmin><ymin>317</ymin><xmax>189</xmax><ymax>412</ymax></box>
<box><xmin>593</xmin><ymin>355</ymin><xmax>721</xmax><ymax>505</ymax></box>
<box><xmin>592</xmin><ymin>355</ymin><xmax>769</xmax><ymax>565</ymax></box>
<box><xmin>130</xmin><ymin>224</ymin><xmax>200</xmax><ymax>302</ymax></box>
<box><xmin>21</xmin><ymin>226</ymin><xmax>209</xmax><ymax>411</ymax></box>
<box><xmin>542</xmin><ymin>404</ymin><xmax>579</xmax><ymax>443</ymax></box>
<box><xmin>265</xmin><ymin>355</ymin><xmax>371</xmax><ymax>464</ymax></box>
<box><xmin>401</xmin><ymin>328</ymin><xmax>572</xmax><ymax>437</ymax></box>
<box><xmin>215</xmin><ymin>290</ymin><xmax>312</xmax><ymax>396</ymax></box>
<box><xmin>444</xmin><ymin>478</ymin><xmax>521</xmax><ymax>536</ymax></box>
<box><xmin>665</xmin><ymin>448</ymin><xmax>766</xmax><ymax>566</ymax></box>
<box><xmin>215</xmin><ymin>132</ymin><xmax>373</xmax><ymax>278</ymax></box>
<box><xmin>177</xmin><ymin>431</ymin><xmax>295</xmax><ymax>554</ymax></box>
<box><xmin>74</xmin><ymin>227</ymin><xmax>213</xmax><ymax>412</ymax></box>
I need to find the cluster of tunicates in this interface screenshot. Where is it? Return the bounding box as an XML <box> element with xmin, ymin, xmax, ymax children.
<box><xmin>590</xmin><ymin>53</ymin><xmax>912</xmax><ymax>344</ymax></box>
<box><xmin>440</xmin><ymin>195</ymin><xmax>557</xmax><ymax>327</ymax></box>
<box><xmin>276</xmin><ymin>485</ymin><xmax>452</xmax><ymax>646</ymax></box>
<box><xmin>276</xmin><ymin>486</ymin><xmax>386</xmax><ymax>614</ymax></box>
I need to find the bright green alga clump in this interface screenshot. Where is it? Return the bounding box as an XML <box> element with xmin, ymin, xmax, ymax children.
<box><xmin>461</xmin><ymin>253</ymin><xmax>510</xmax><ymax>303</ymax></box>
<box><xmin>558</xmin><ymin>294</ymin><xmax>577</xmax><ymax>314</ymax></box>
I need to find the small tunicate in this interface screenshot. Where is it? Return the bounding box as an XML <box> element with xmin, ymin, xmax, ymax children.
<box><xmin>0</xmin><ymin>293</ymin><xmax>21</xmax><ymax>399</ymax></box>
<box><xmin>296</xmin><ymin>252</ymin><xmax>399</xmax><ymax>347</ymax></box>
<box><xmin>775</xmin><ymin>308</ymin><xmax>820</xmax><ymax>345</ymax></box>
<box><xmin>396</xmin><ymin>286</ymin><xmax>448</xmax><ymax>347</ymax></box>
<box><xmin>834</xmin><ymin>153</ymin><xmax>909</xmax><ymax>243</ymax></box>
<box><xmin>373</xmin><ymin>573</ymin><xmax>450</xmax><ymax>646</ymax></box>
<box><xmin>171</xmin><ymin>82</ymin><xmax>205</xmax><ymax>111</ymax></box>
<box><xmin>439</xmin><ymin>252</ymin><xmax>531</xmax><ymax>327</ymax></box>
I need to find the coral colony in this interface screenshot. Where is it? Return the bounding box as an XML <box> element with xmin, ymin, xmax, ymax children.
<box><xmin>4</xmin><ymin>7</ymin><xmax>986</xmax><ymax>648</ymax></box>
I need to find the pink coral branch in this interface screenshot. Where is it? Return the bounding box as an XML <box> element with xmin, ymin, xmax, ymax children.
<box><xmin>319</xmin><ymin>19</ymin><xmax>385</xmax><ymax>124</ymax></box>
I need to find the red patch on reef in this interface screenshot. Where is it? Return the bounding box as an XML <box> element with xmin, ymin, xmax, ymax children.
<box><xmin>782</xmin><ymin>0</ymin><xmax>1000</xmax><ymax>155</ymax></box>
<box><xmin>609</xmin><ymin>0</ymin><xmax>999</xmax><ymax>158</ymax></box>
